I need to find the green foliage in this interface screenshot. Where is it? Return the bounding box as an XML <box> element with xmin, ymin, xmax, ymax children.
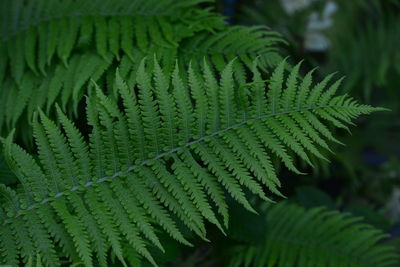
<box><xmin>327</xmin><ymin>13</ymin><xmax>400</xmax><ymax>102</ymax></box>
<box><xmin>0</xmin><ymin>1</ymin><xmax>396</xmax><ymax>266</ymax></box>
<box><xmin>228</xmin><ymin>202</ymin><xmax>399</xmax><ymax>267</ymax></box>
<box><xmin>0</xmin><ymin>149</ymin><xmax>17</xmax><ymax>185</ymax></box>
<box><xmin>235</xmin><ymin>1</ymin><xmax>400</xmax><ymax>220</ymax></box>
<box><xmin>238</xmin><ymin>0</ymin><xmax>400</xmax><ymax>104</ymax></box>
<box><xmin>0</xmin><ymin>57</ymin><xmax>381</xmax><ymax>266</ymax></box>
<box><xmin>0</xmin><ymin>0</ymin><xmax>284</xmax><ymax>139</ymax></box>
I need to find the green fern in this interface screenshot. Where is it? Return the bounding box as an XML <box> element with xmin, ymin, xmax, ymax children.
<box><xmin>0</xmin><ymin>0</ymin><xmax>284</xmax><ymax>137</ymax></box>
<box><xmin>0</xmin><ymin>0</ymin><xmax>223</xmax><ymax>70</ymax></box>
<box><xmin>179</xmin><ymin>25</ymin><xmax>284</xmax><ymax>72</ymax></box>
<box><xmin>0</xmin><ymin>0</ymin><xmax>221</xmax><ymax>135</ymax></box>
<box><xmin>0</xmin><ymin>57</ymin><xmax>382</xmax><ymax>266</ymax></box>
<box><xmin>228</xmin><ymin>202</ymin><xmax>399</xmax><ymax>267</ymax></box>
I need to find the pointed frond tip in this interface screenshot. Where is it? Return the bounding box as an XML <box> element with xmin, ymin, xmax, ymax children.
<box><xmin>0</xmin><ymin>58</ymin><xmax>385</xmax><ymax>266</ymax></box>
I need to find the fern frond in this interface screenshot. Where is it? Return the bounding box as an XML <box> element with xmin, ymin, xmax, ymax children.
<box><xmin>1</xmin><ymin>0</ymin><xmax>222</xmax><ymax>55</ymax></box>
<box><xmin>228</xmin><ymin>202</ymin><xmax>399</xmax><ymax>267</ymax></box>
<box><xmin>0</xmin><ymin>1</ymin><xmax>284</xmax><ymax>138</ymax></box>
<box><xmin>179</xmin><ymin>26</ymin><xmax>285</xmax><ymax>72</ymax></box>
<box><xmin>0</xmin><ymin>0</ymin><xmax>222</xmax><ymax>135</ymax></box>
<box><xmin>0</xmin><ymin>58</ymin><xmax>382</xmax><ymax>266</ymax></box>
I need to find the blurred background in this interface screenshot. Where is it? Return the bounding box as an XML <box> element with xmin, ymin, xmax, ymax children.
<box><xmin>157</xmin><ymin>0</ymin><xmax>400</xmax><ymax>265</ymax></box>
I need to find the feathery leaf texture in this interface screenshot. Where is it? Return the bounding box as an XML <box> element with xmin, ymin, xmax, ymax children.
<box><xmin>229</xmin><ymin>202</ymin><xmax>399</xmax><ymax>267</ymax></box>
<box><xmin>0</xmin><ymin>58</ymin><xmax>383</xmax><ymax>266</ymax></box>
<box><xmin>0</xmin><ymin>0</ymin><xmax>284</xmax><ymax>136</ymax></box>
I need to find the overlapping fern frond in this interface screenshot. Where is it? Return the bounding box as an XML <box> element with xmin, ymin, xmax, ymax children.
<box><xmin>0</xmin><ymin>0</ymin><xmax>220</xmax><ymax>134</ymax></box>
<box><xmin>0</xmin><ymin>0</ymin><xmax>223</xmax><ymax>75</ymax></box>
<box><xmin>0</xmin><ymin>0</ymin><xmax>284</xmax><ymax>137</ymax></box>
<box><xmin>229</xmin><ymin>202</ymin><xmax>399</xmax><ymax>267</ymax></box>
<box><xmin>179</xmin><ymin>26</ymin><xmax>284</xmax><ymax>72</ymax></box>
<box><xmin>0</xmin><ymin>58</ymin><xmax>382</xmax><ymax>266</ymax></box>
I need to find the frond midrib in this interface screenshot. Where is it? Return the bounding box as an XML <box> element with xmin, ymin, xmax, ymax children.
<box><xmin>1</xmin><ymin>103</ymin><xmax>342</xmax><ymax>226</ymax></box>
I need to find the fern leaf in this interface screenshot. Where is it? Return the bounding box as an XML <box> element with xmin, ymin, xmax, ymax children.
<box><xmin>296</xmin><ymin>68</ymin><xmax>316</xmax><ymax>109</ymax></box>
<box><xmin>39</xmin><ymin>110</ymin><xmax>80</xmax><ymax>187</ymax></box>
<box><xmin>56</xmin><ymin>105</ymin><xmax>92</xmax><ymax>184</ymax></box>
<box><xmin>172</xmin><ymin>155</ymin><xmax>225</xmax><ymax>233</ymax></box>
<box><xmin>116</xmin><ymin>69</ymin><xmax>147</xmax><ymax>161</ymax></box>
<box><xmin>59</xmin><ymin>18</ymin><xmax>80</xmax><ymax>66</ymax></box>
<box><xmin>0</xmin><ymin>223</ymin><xmax>19</xmax><ymax>266</ymax></box>
<box><xmin>180</xmin><ymin>149</ymin><xmax>229</xmax><ymax>228</ymax></box>
<box><xmin>52</xmin><ymin>198</ymin><xmax>93</xmax><ymax>267</ymax></box>
<box><xmin>46</xmin><ymin>20</ymin><xmax>60</xmax><ymax>65</ymax></box>
<box><xmin>282</xmin><ymin>61</ymin><xmax>302</xmax><ymax>110</ymax></box>
<box><xmin>4</xmin><ymin>133</ymin><xmax>47</xmax><ymax>201</ymax></box>
<box><xmin>153</xmin><ymin>57</ymin><xmax>177</xmax><ymax>149</ymax></box>
<box><xmin>0</xmin><ymin>1</ymin><xmax>284</xmax><ymax>134</ymax></box>
<box><xmin>124</xmin><ymin>172</ymin><xmax>191</xmax><ymax>246</ymax></box>
<box><xmin>45</xmin><ymin>65</ymin><xmax>65</xmax><ymax>113</ymax></box>
<box><xmin>86</xmin><ymin>96</ymin><xmax>106</xmax><ymax>178</ymax></box>
<box><xmin>249</xmin><ymin>59</ymin><xmax>267</xmax><ymax>117</ymax></box>
<box><xmin>202</xmin><ymin>60</ymin><xmax>220</xmax><ymax>131</ymax></box>
<box><xmin>8</xmin><ymin>33</ymin><xmax>25</xmax><ymax>82</ymax></box>
<box><xmin>11</xmin><ymin>216</ymin><xmax>36</xmax><ymax>264</ymax></box>
<box><xmin>190</xmin><ymin>62</ymin><xmax>208</xmax><ymax>137</ymax></box>
<box><xmin>111</xmin><ymin>180</ymin><xmax>164</xmax><ymax>252</ymax></box>
<box><xmin>194</xmin><ymin>143</ymin><xmax>257</xmax><ymax>214</ymax></box>
<box><xmin>11</xmin><ymin>73</ymin><xmax>35</xmax><ymax>128</ymax></box>
<box><xmin>93</xmin><ymin>16</ymin><xmax>108</xmax><ymax>60</ymax></box>
<box><xmin>307</xmin><ymin>73</ymin><xmax>336</xmax><ymax>107</ymax></box>
<box><xmin>228</xmin><ymin>128</ymin><xmax>282</xmax><ymax>195</ymax></box>
<box><xmin>172</xmin><ymin>62</ymin><xmax>193</xmax><ymax>144</ymax></box>
<box><xmin>64</xmin><ymin>194</ymin><xmax>108</xmax><ymax>266</ymax></box>
<box><xmin>267</xmin><ymin>59</ymin><xmax>286</xmax><ymax>113</ymax></box>
<box><xmin>135</xmin><ymin>16</ymin><xmax>149</xmax><ymax>53</ymax></box>
<box><xmin>0</xmin><ymin>58</ymin><xmax>384</xmax><ymax>266</ymax></box>
<box><xmin>120</xmin><ymin>17</ymin><xmax>134</xmax><ymax>61</ymax></box>
<box><xmin>228</xmin><ymin>202</ymin><xmax>399</xmax><ymax>267</ymax></box>
<box><xmin>138</xmin><ymin>164</ymin><xmax>206</xmax><ymax>240</ymax></box>
<box><xmin>24</xmin><ymin>28</ymin><xmax>37</xmax><ymax>74</ymax></box>
<box><xmin>219</xmin><ymin>60</ymin><xmax>236</xmax><ymax>128</ymax></box>
<box><xmin>32</xmin><ymin>115</ymin><xmax>65</xmax><ymax>194</ymax></box>
<box><xmin>108</xmin><ymin>17</ymin><xmax>121</xmax><ymax>60</ymax></box>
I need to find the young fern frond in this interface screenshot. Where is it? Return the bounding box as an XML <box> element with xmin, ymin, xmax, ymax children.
<box><xmin>0</xmin><ymin>58</ymin><xmax>383</xmax><ymax>266</ymax></box>
<box><xmin>228</xmin><ymin>202</ymin><xmax>399</xmax><ymax>267</ymax></box>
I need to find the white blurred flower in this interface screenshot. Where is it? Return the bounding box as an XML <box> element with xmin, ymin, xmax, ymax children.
<box><xmin>386</xmin><ymin>187</ymin><xmax>400</xmax><ymax>221</ymax></box>
<box><xmin>280</xmin><ymin>0</ymin><xmax>315</xmax><ymax>14</ymax></box>
<box><xmin>304</xmin><ymin>1</ymin><xmax>337</xmax><ymax>51</ymax></box>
